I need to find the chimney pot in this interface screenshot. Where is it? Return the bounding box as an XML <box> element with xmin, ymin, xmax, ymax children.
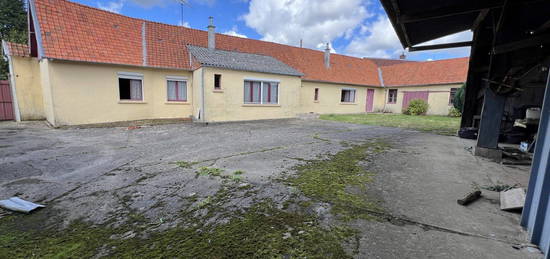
<box><xmin>324</xmin><ymin>43</ymin><xmax>331</xmax><ymax>68</ymax></box>
<box><xmin>207</xmin><ymin>17</ymin><xmax>216</xmax><ymax>49</ymax></box>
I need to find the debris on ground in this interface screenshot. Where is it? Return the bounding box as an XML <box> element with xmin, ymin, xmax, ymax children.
<box><xmin>127</xmin><ymin>126</ymin><xmax>142</xmax><ymax>130</ymax></box>
<box><xmin>0</xmin><ymin>197</ymin><xmax>45</xmax><ymax>213</ymax></box>
<box><xmin>481</xmin><ymin>184</ymin><xmax>519</xmax><ymax>192</ymax></box>
<box><xmin>457</xmin><ymin>190</ymin><xmax>482</xmax><ymax>206</ymax></box>
<box><xmin>500</xmin><ymin>188</ymin><xmax>526</xmax><ymax>211</ymax></box>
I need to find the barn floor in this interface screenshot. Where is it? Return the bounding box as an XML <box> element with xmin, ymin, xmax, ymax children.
<box><xmin>0</xmin><ymin>119</ymin><xmax>542</xmax><ymax>258</ymax></box>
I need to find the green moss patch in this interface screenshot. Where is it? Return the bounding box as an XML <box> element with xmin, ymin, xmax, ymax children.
<box><xmin>285</xmin><ymin>141</ymin><xmax>388</xmax><ymax>220</ymax></box>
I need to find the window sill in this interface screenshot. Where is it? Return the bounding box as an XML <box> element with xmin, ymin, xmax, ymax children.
<box><xmin>213</xmin><ymin>89</ymin><xmax>224</xmax><ymax>93</ymax></box>
<box><xmin>119</xmin><ymin>100</ymin><xmax>146</xmax><ymax>104</ymax></box>
<box><xmin>387</xmin><ymin>102</ymin><xmax>397</xmax><ymax>105</ymax></box>
<box><xmin>242</xmin><ymin>104</ymin><xmax>281</xmax><ymax>107</ymax></box>
<box><xmin>314</xmin><ymin>101</ymin><xmax>320</xmax><ymax>103</ymax></box>
<box><xmin>340</xmin><ymin>102</ymin><xmax>357</xmax><ymax>105</ymax></box>
<box><xmin>165</xmin><ymin>101</ymin><xmax>190</xmax><ymax>105</ymax></box>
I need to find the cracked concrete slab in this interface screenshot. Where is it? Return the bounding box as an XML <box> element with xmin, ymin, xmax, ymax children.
<box><xmin>0</xmin><ymin>119</ymin><xmax>542</xmax><ymax>258</ymax></box>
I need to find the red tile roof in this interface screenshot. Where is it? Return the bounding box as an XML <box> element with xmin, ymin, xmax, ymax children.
<box><xmin>3</xmin><ymin>42</ymin><xmax>30</xmax><ymax>57</ymax></box>
<box><xmin>31</xmin><ymin>0</ymin><xmax>468</xmax><ymax>87</ymax></box>
<box><xmin>380</xmin><ymin>57</ymin><xmax>469</xmax><ymax>87</ymax></box>
<box><xmin>368</xmin><ymin>58</ymin><xmax>416</xmax><ymax>67</ymax></box>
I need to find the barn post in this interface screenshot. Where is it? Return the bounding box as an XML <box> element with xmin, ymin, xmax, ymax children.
<box><xmin>521</xmin><ymin>66</ymin><xmax>550</xmax><ymax>256</ymax></box>
<box><xmin>474</xmin><ymin>86</ymin><xmax>506</xmax><ymax>160</ymax></box>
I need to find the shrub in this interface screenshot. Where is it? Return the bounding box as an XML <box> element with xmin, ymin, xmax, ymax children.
<box><xmin>448</xmin><ymin>107</ymin><xmax>462</xmax><ymax>117</ymax></box>
<box><xmin>404</xmin><ymin>99</ymin><xmax>429</xmax><ymax>115</ymax></box>
<box><xmin>453</xmin><ymin>83</ymin><xmax>465</xmax><ymax>112</ymax></box>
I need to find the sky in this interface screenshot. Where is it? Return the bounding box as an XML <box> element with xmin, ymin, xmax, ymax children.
<box><xmin>74</xmin><ymin>0</ymin><xmax>472</xmax><ymax>61</ymax></box>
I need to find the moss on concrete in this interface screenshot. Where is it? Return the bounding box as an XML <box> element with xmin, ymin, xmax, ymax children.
<box><xmin>285</xmin><ymin>141</ymin><xmax>388</xmax><ymax>220</ymax></box>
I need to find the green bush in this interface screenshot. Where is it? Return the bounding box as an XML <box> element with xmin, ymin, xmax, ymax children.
<box><xmin>453</xmin><ymin>83</ymin><xmax>465</xmax><ymax>112</ymax></box>
<box><xmin>448</xmin><ymin>107</ymin><xmax>462</xmax><ymax>117</ymax></box>
<box><xmin>404</xmin><ymin>99</ymin><xmax>429</xmax><ymax>115</ymax></box>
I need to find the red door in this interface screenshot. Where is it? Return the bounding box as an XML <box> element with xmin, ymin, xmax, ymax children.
<box><xmin>0</xmin><ymin>80</ymin><xmax>15</xmax><ymax>121</ymax></box>
<box><xmin>402</xmin><ymin>91</ymin><xmax>429</xmax><ymax>110</ymax></box>
<box><xmin>366</xmin><ymin>89</ymin><xmax>374</xmax><ymax>112</ymax></box>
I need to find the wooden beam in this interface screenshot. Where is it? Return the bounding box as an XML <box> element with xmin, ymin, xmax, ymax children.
<box><xmin>472</xmin><ymin>9</ymin><xmax>490</xmax><ymax>30</ymax></box>
<box><xmin>493</xmin><ymin>34</ymin><xmax>550</xmax><ymax>54</ymax></box>
<box><xmin>399</xmin><ymin>2</ymin><xmax>503</xmax><ymax>24</ymax></box>
<box><xmin>409</xmin><ymin>41</ymin><xmax>472</xmax><ymax>52</ymax></box>
<box><xmin>399</xmin><ymin>0</ymin><xmax>543</xmax><ymax>24</ymax></box>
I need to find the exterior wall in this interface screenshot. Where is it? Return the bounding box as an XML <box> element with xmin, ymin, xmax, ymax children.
<box><xmin>202</xmin><ymin>67</ymin><xmax>301</xmax><ymax>122</ymax></box>
<box><xmin>300</xmin><ymin>81</ymin><xmax>383</xmax><ymax>114</ymax></box>
<box><xmin>10</xmin><ymin>56</ymin><xmax>44</xmax><ymax>120</ymax></box>
<box><xmin>382</xmin><ymin>84</ymin><xmax>461</xmax><ymax>115</ymax></box>
<box><xmin>39</xmin><ymin>59</ymin><xmax>55</xmax><ymax>124</ymax></box>
<box><xmin>44</xmin><ymin>60</ymin><xmax>194</xmax><ymax>126</ymax></box>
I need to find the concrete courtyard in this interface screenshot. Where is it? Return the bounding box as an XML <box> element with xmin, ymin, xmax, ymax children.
<box><xmin>0</xmin><ymin>119</ymin><xmax>542</xmax><ymax>258</ymax></box>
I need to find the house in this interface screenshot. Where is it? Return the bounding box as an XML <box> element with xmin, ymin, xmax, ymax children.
<box><xmin>1</xmin><ymin>0</ymin><xmax>468</xmax><ymax>126</ymax></box>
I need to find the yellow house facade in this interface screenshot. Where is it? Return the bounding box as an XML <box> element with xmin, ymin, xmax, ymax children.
<box><xmin>0</xmin><ymin>0</ymin><xmax>468</xmax><ymax>127</ymax></box>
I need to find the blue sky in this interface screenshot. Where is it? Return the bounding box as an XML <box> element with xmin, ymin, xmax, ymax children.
<box><xmin>74</xmin><ymin>0</ymin><xmax>471</xmax><ymax>61</ymax></box>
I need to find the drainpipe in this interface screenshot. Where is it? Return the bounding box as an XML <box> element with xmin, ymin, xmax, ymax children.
<box><xmin>200</xmin><ymin>67</ymin><xmax>206</xmax><ymax>122</ymax></box>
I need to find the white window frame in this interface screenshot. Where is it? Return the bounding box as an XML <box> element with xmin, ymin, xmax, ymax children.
<box><xmin>118</xmin><ymin>72</ymin><xmax>144</xmax><ymax>101</ymax></box>
<box><xmin>243</xmin><ymin>78</ymin><xmax>280</xmax><ymax>105</ymax></box>
<box><xmin>340</xmin><ymin>88</ymin><xmax>356</xmax><ymax>103</ymax></box>
<box><xmin>166</xmin><ymin>76</ymin><xmax>188</xmax><ymax>102</ymax></box>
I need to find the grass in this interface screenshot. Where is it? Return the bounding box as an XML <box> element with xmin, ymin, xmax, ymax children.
<box><xmin>320</xmin><ymin>113</ymin><xmax>460</xmax><ymax>136</ymax></box>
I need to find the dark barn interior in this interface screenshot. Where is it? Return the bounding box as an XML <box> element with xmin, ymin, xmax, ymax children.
<box><xmin>380</xmin><ymin>0</ymin><xmax>550</xmax><ymax>256</ymax></box>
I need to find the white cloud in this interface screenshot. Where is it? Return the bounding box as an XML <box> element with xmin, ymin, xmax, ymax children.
<box><xmin>178</xmin><ymin>20</ymin><xmax>191</xmax><ymax>27</ymax></box>
<box><xmin>345</xmin><ymin>15</ymin><xmax>402</xmax><ymax>58</ymax></box>
<box><xmin>344</xmin><ymin>14</ymin><xmax>473</xmax><ymax>59</ymax></box>
<box><xmin>223</xmin><ymin>26</ymin><xmax>248</xmax><ymax>38</ymax></box>
<box><xmin>98</xmin><ymin>0</ymin><xmax>125</xmax><ymax>13</ymax></box>
<box><xmin>242</xmin><ymin>0</ymin><xmax>370</xmax><ymax>49</ymax></box>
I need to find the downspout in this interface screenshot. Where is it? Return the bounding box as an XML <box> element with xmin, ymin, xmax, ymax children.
<box><xmin>378</xmin><ymin>67</ymin><xmax>387</xmax><ymax>112</ymax></box>
<box><xmin>200</xmin><ymin>67</ymin><xmax>206</xmax><ymax>122</ymax></box>
<box><xmin>2</xmin><ymin>41</ymin><xmax>21</xmax><ymax>122</ymax></box>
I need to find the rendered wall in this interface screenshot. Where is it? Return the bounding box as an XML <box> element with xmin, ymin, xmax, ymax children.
<box><xmin>300</xmin><ymin>81</ymin><xmax>383</xmax><ymax>114</ymax></box>
<box><xmin>10</xmin><ymin>56</ymin><xmax>44</xmax><ymax>120</ymax></box>
<box><xmin>44</xmin><ymin>60</ymin><xmax>193</xmax><ymax>126</ymax></box>
<box><xmin>382</xmin><ymin>84</ymin><xmax>461</xmax><ymax>115</ymax></box>
<box><xmin>202</xmin><ymin>67</ymin><xmax>301</xmax><ymax>122</ymax></box>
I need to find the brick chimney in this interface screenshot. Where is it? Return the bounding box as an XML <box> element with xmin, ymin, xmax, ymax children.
<box><xmin>207</xmin><ymin>17</ymin><xmax>215</xmax><ymax>49</ymax></box>
<box><xmin>324</xmin><ymin>43</ymin><xmax>331</xmax><ymax>68</ymax></box>
<box><xmin>399</xmin><ymin>52</ymin><xmax>406</xmax><ymax>60</ymax></box>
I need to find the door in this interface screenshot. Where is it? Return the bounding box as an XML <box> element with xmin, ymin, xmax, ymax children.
<box><xmin>366</xmin><ymin>89</ymin><xmax>374</xmax><ymax>112</ymax></box>
<box><xmin>402</xmin><ymin>91</ymin><xmax>429</xmax><ymax>110</ymax></box>
<box><xmin>0</xmin><ymin>80</ymin><xmax>14</xmax><ymax>121</ymax></box>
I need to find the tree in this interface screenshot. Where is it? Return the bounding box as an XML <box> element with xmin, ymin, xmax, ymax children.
<box><xmin>453</xmin><ymin>83</ymin><xmax>466</xmax><ymax>112</ymax></box>
<box><xmin>0</xmin><ymin>0</ymin><xmax>28</xmax><ymax>80</ymax></box>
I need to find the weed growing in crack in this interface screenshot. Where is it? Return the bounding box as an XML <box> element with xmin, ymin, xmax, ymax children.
<box><xmin>175</xmin><ymin>161</ymin><xmax>198</xmax><ymax>169</ymax></box>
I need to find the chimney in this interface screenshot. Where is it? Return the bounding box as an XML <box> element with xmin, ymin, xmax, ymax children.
<box><xmin>399</xmin><ymin>52</ymin><xmax>406</xmax><ymax>60</ymax></box>
<box><xmin>207</xmin><ymin>16</ymin><xmax>216</xmax><ymax>49</ymax></box>
<box><xmin>324</xmin><ymin>43</ymin><xmax>331</xmax><ymax>68</ymax></box>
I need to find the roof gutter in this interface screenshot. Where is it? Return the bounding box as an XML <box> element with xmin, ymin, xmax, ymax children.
<box><xmin>28</xmin><ymin>0</ymin><xmax>45</xmax><ymax>59</ymax></box>
<box><xmin>45</xmin><ymin>57</ymin><xmax>194</xmax><ymax>71</ymax></box>
<box><xmin>2</xmin><ymin>40</ymin><xmax>22</xmax><ymax>122</ymax></box>
<box><xmin>301</xmin><ymin>79</ymin><xmax>381</xmax><ymax>88</ymax></box>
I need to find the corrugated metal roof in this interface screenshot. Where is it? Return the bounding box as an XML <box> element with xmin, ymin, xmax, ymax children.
<box><xmin>188</xmin><ymin>45</ymin><xmax>303</xmax><ymax>77</ymax></box>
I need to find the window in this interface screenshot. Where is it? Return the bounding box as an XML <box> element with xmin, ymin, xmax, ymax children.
<box><xmin>341</xmin><ymin>89</ymin><xmax>356</xmax><ymax>103</ymax></box>
<box><xmin>449</xmin><ymin>88</ymin><xmax>458</xmax><ymax>105</ymax></box>
<box><xmin>244</xmin><ymin>80</ymin><xmax>278</xmax><ymax>104</ymax></box>
<box><xmin>314</xmin><ymin>88</ymin><xmax>319</xmax><ymax>101</ymax></box>
<box><xmin>118</xmin><ymin>73</ymin><xmax>143</xmax><ymax>101</ymax></box>
<box><xmin>214</xmin><ymin>74</ymin><xmax>222</xmax><ymax>90</ymax></box>
<box><xmin>388</xmin><ymin>89</ymin><xmax>397</xmax><ymax>104</ymax></box>
<box><xmin>167</xmin><ymin>79</ymin><xmax>187</xmax><ymax>102</ymax></box>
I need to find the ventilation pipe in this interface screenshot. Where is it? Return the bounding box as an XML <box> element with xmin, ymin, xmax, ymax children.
<box><xmin>207</xmin><ymin>16</ymin><xmax>216</xmax><ymax>49</ymax></box>
<box><xmin>324</xmin><ymin>43</ymin><xmax>331</xmax><ymax>68</ymax></box>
